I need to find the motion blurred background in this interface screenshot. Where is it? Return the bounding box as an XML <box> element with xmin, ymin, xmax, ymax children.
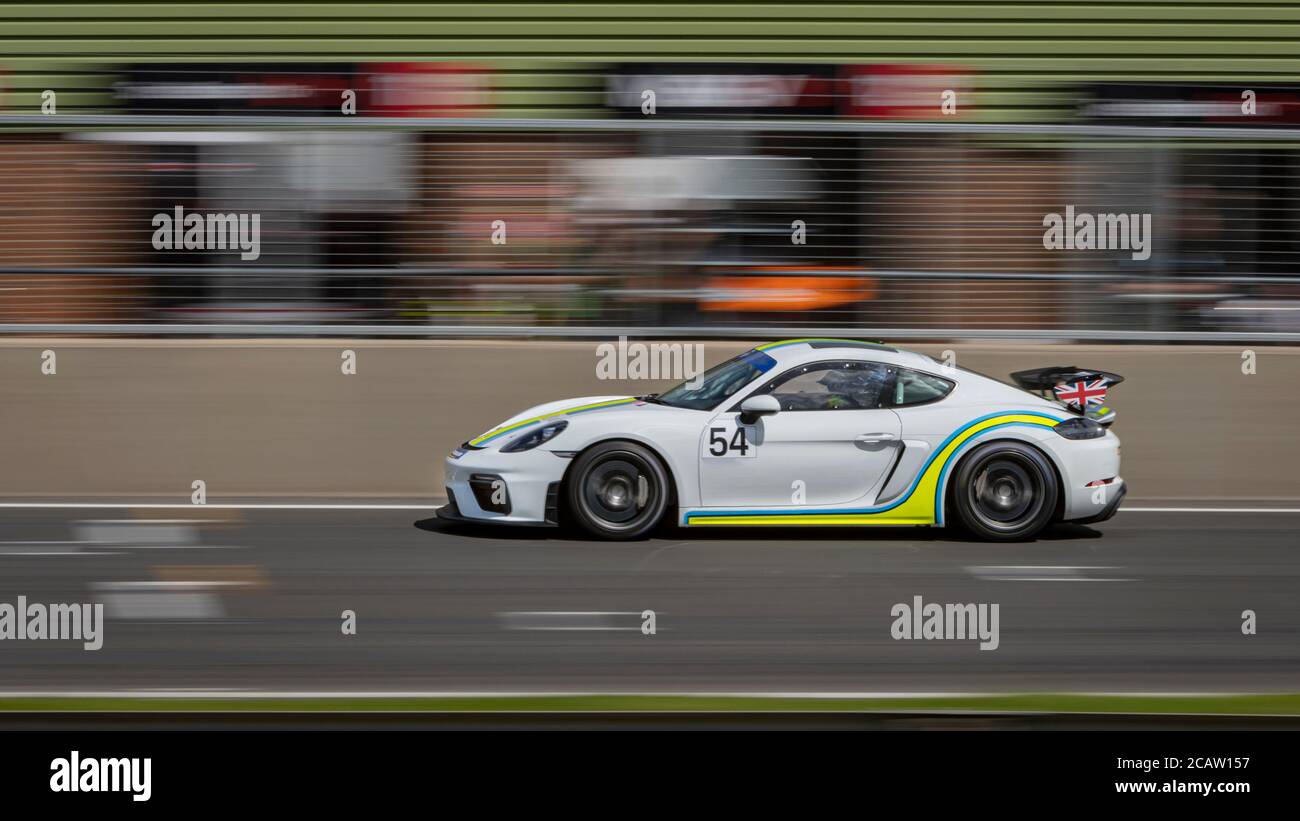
<box><xmin>2</xmin><ymin>2</ymin><xmax>1300</xmax><ymax>706</ymax></box>
<box><xmin>1</xmin><ymin>1</ymin><xmax>1299</xmax><ymax>338</ymax></box>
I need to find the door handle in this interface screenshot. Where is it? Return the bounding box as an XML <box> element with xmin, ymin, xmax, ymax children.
<box><xmin>856</xmin><ymin>432</ymin><xmax>897</xmax><ymax>443</ymax></box>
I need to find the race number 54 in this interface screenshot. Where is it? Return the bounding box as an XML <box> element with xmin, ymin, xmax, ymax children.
<box><xmin>704</xmin><ymin>421</ymin><xmax>755</xmax><ymax>458</ymax></box>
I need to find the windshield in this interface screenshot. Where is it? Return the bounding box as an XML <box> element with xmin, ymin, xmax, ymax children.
<box><xmin>655</xmin><ymin>349</ymin><xmax>777</xmax><ymax>410</ymax></box>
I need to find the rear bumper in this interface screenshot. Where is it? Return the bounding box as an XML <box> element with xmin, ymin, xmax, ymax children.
<box><xmin>1056</xmin><ymin>429</ymin><xmax>1123</xmax><ymax>520</ymax></box>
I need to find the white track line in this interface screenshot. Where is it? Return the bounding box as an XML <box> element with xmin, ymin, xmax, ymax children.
<box><xmin>967</xmin><ymin>565</ymin><xmax>1135</xmax><ymax>582</ymax></box>
<box><xmin>0</xmin><ymin>544</ymin><xmax>91</xmax><ymax>556</ymax></box>
<box><xmin>0</xmin><ymin>503</ymin><xmax>439</xmax><ymax>510</ymax></box>
<box><xmin>1123</xmin><ymin>507</ymin><xmax>1300</xmax><ymax>513</ymax></box>
<box><xmin>499</xmin><ymin>611</ymin><xmax>647</xmax><ymax>631</ymax></box>
<box><xmin>975</xmin><ymin>576</ymin><xmax>1135</xmax><ymax>582</ymax></box>
<box><xmin>91</xmin><ymin>581</ymin><xmax>251</xmax><ymax>590</ymax></box>
<box><xmin>77</xmin><ymin>519</ymin><xmax>224</xmax><ymax>524</ymax></box>
<box><xmin>0</xmin><ymin>503</ymin><xmax>1297</xmax><ymax>513</ymax></box>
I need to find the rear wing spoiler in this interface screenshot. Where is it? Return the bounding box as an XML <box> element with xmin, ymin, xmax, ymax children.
<box><xmin>1009</xmin><ymin>366</ymin><xmax>1124</xmax><ymax>425</ymax></box>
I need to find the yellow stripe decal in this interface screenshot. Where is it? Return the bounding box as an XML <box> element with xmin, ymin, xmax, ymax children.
<box><xmin>685</xmin><ymin>412</ymin><xmax>1060</xmax><ymax>527</ymax></box>
<box><xmin>755</xmin><ymin>337</ymin><xmax>884</xmax><ymax>351</ymax></box>
<box><xmin>469</xmin><ymin>398</ymin><xmax>636</xmax><ymax>446</ymax></box>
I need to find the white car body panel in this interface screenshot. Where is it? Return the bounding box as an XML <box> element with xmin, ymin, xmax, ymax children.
<box><xmin>441</xmin><ymin>340</ymin><xmax>1124</xmax><ymax>531</ymax></box>
<box><xmin>698</xmin><ymin>407</ymin><xmax>902</xmax><ymax>507</ymax></box>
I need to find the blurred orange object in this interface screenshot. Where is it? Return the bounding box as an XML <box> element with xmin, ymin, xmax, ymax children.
<box><xmin>701</xmin><ymin>268</ymin><xmax>878</xmax><ymax>312</ymax></box>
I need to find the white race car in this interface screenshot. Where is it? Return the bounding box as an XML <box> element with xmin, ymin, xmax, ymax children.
<box><xmin>439</xmin><ymin>339</ymin><xmax>1125</xmax><ymax>541</ymax></box>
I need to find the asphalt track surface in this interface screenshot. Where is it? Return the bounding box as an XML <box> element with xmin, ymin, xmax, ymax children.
<box><xmin>0</xmin><ymin>507</ymin><xmax>1296</xmax><ymax>694</ymax></box>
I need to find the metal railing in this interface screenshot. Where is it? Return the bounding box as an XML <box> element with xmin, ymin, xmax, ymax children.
<box><xmin>2</xmin><ymin>113</ymin><xmax>1299</xmax><ymax>341</ymax></box>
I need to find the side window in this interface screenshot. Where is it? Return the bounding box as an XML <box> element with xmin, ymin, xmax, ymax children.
<box><xmin>747</xmin><ymin>361</ymin><xmax>891</xmax><ymax>411</ymax></box>
<box><xmin>890</xmin><ymin>368</ymin><xmax>955</xmax><ymax>407</ymax></box>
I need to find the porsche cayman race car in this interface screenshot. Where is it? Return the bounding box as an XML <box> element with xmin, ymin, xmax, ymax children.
<box><xmin>438</xmin><ymin>339</ymin><xmax>1125</xmax><ymax>541</ymax></box>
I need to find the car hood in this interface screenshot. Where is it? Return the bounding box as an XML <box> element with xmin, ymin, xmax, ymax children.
<box><xmin>467</xmin><ymin>395</ymin><xmax>654</xmax><ymax>449</ymax></box>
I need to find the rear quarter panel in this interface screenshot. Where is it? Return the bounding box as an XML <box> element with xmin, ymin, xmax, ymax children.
<box><xmin>894</xmin><ymin>401</ymin><xmax>1067</xmax><ymax>525</ymax></box>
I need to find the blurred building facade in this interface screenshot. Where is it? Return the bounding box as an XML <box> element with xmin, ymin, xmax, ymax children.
<box><xmin>2</xmin><ymin>3</ymin><xmax>1299</xmax><ymax>335</ymax></box>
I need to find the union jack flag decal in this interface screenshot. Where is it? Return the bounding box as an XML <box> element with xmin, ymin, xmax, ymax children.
<box><xmin>1053</xmin><ymin>378</ymin><xmax>1109</xmax><ymax>411</ymax></box>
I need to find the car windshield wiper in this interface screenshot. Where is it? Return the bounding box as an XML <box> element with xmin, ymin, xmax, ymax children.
<box><xmin>638</xmin><ymin>393</ymin><xmax>664</xmax><ymax>405</ymax></box>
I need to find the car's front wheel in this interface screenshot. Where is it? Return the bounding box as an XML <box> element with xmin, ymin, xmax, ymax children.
<box><xmin>950</xmin><ymin>441</ymin><xmax>1058</xmax><ymax>541</ymax></box>
<box><xmin>565</xmin><ymin>441</ymin><xmax>670</xmax><ymax>540</ymax></box>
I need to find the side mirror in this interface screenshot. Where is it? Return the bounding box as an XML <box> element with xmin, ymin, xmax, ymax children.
<box><xmin>739</xmin><ymin>394</ymin><xmax>781</xmax><ymax>425</ymax></box>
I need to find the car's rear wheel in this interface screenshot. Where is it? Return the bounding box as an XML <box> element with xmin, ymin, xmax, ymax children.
<box><xmin>950</xmin><ymin>441</ymin><xmax>1057</xmax><ymax>541</ymax></box>
<box><xmin>565</xmin><ymin>442</ymin><xmax>669</xmax><ymax>540</ymax></box>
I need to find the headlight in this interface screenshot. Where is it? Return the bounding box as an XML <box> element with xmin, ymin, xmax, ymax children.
<box><xmin>1053</xmin><ymin>417</ymin><xmax>1105</xmax><ymax>440</ymax></box>
<box><xmin>501</xmin><ymin>420</ymin><xmax>569</xmax><ymax>453</ymax></box>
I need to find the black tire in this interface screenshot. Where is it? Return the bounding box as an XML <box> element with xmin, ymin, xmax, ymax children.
<box><xmin>565</xmin><ymin>441</ymin><xmax>670</xmax><ymax>540</ymax></box>
<box><xmin>950</xmin><ymin>441</ymin><xmax>1058</xmax><ymax>542</ymax></box>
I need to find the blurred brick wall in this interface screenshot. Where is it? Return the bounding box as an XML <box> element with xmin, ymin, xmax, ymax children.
<box><xmin>0</xmin><ymin>139</ymin><xmax>147</xmax><ymax>322</ymax></box>
<box><xmin>873</xmin><ymin>146</ymin><xmax>1067</xmax><ymax>329</ymax></box>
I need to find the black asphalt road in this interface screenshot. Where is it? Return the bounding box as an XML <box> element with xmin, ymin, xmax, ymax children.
<box><xmin>0</xmin><ymin>508</ymin><xmax>1296</xmax><ymax>693</ymax></box>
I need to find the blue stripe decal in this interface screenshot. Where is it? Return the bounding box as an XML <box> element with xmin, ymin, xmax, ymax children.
<box><xmin>567</xmin><ymin>402</ymin><xmax>637</xmax><ymax>415</ymax></box>
<box><xmin>475</xmin><ymin>421</ymin><xmax>539</xmax><ymax>444</ymax></box>
<box><xmin>685</xmin><ymin>409</ymin><xmax>1062</xmax><ymax>523</ymax></box>
<box><xmin>474</xmin><ymin>399</ymin><xmax>638</xmax><ymax>444</ymax></box>
<box><xmin>931</xmin><ymin>421</ymin><xmax>1047</xmax><ymax>526</ymax></box>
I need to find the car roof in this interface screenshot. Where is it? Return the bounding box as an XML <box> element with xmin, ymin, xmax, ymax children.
<box><xmin>752</xmin><ymin>338</ymin><xmax>940</xmax><ymax>371</ymax></box>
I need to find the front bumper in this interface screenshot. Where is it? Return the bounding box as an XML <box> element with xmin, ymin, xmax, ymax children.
<box><xmin>442</xmin><ymin>447</ymin><xmax>567</xmax><ymax>525</ymax></box>
<box><xmin>1071</xmin><ymin>481</ymin><xmax>1126</xmax><ymax>525</ymax></box>
<box><xmin>436</xmin><ymin>489</ymin><xmax>560</xmax><ymax>527</ymax></box>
